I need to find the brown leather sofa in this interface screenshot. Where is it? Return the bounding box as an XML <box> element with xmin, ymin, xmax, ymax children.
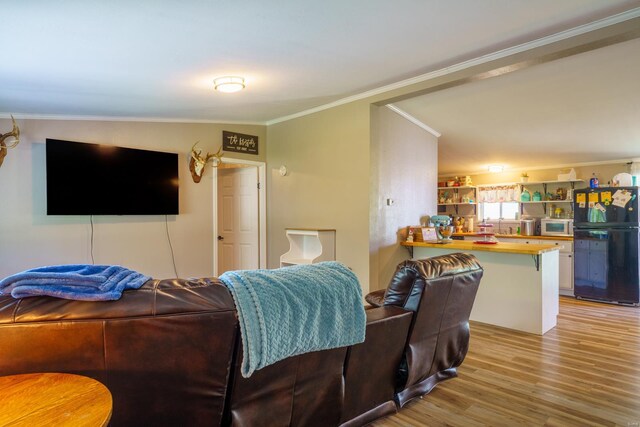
<box><xmin>0</xmin><ymin>253</ymin><xmax>482</xmax><ymax>426</ymax></box>
<box><xmin>0</xmin><ymin>278</ymin><xmax>238</xmax><ymax>426</ymax></box>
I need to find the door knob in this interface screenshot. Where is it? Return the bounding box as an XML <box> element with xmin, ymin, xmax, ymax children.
<box><xmin>218</xmin><ymin>236</ymin><xmax>224</xmax><ymax>241</ymax></box>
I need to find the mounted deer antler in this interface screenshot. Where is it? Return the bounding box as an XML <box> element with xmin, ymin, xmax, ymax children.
<box><xmin>0</xmin><ymin>115</ymin><xmax>20</xmax><ymax>168</ymax></box>
<box><xmin>189</xmin><ymin>141</ymin><xmax>223</xmax><ymax>183</ymax></box>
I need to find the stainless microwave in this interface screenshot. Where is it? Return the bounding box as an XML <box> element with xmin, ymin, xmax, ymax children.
<box><xmin>541</xmin><ymin>218</ymin><xmax>573</xmax><ymax>236</ymax></box>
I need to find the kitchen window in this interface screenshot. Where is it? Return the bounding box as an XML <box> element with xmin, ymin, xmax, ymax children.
<box><xmin>478</xmin><ymin>185</ymin><xmax>520</xmax><ymax>220</ymax></box>
<box><xmin>480</xmin><ymin>202</ymin><xmax>519</xmax><ymax>220</ymax></box>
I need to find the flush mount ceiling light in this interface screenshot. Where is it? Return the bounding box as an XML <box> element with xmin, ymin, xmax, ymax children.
<box><xmin>488</xmin><ymin>164</ymin><xmax>505</xmax><ymax>173</ymax></box>
<box><xmin>213</xmin><ymin>76</ymin><xmax>245</xmax><ymax>93</ymax></box>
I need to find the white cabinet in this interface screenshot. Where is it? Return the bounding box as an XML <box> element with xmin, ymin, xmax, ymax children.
<box><xmin>499</xmin><ymin>238</ymin><xmax>541</xmax><ymax>244</ymax></box>
<box><xmin>280</xmin><ymin>229</ymin><xmax>336</xmax><ymax>267</ymax></box>
<box><xmin>552</xmin><ymin>241</ymin><xmax>574</xmax><ymax>296</ymax></box>
<box><xmin>521</xmin><ymin>239</ymin><xmax>542</xmax><ymax>245</ymax></box>
<box><xmin>559</xmin><ymin>252</ymin><xmax>574</xmax><ymax>295</ymax></box>
<box><xmin>544</xmin><ymin>240</ymin><xmax>574</xmax><ymax>296</ymax></box>
<box><xmin>545</xmin><ymin>240</ymin><xmax>571</xmax><ymax>251</ymax></box>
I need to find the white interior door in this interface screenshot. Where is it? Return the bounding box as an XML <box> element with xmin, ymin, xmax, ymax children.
<box><xmin>217</xmin><ymin>166</ymin><xmax>259</xmax><ymax>274</ymax></box>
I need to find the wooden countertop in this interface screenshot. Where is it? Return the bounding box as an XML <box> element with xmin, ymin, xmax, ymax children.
<box><xmin>453</xmin><ymin>233</ymin><xmax>573</xmax><ymax>241</ymax></box>
<box><xmin>402</xmin><ymin>240</ymin><xmax>560</xmax><ymax>255</ymax></box>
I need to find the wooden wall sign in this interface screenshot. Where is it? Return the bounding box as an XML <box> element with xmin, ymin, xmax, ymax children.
<box><xmin>222</xmin><ymin>131</ymin><xmax>259</xmax><ymax>155</ymax></box>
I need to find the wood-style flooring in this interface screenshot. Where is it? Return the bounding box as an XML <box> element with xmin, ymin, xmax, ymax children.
<box><xmin>373</xmin><ymin>297</ymin><xmax>640</xmax><ymax>427</ymax></box>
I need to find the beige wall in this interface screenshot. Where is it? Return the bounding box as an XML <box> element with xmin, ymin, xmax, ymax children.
<box><xmin>369</xmin><ymin>106</ymin><xmax>438</xmax><ymax>292</ymax></box>
<box><xmin>266</xmin><ymin>102</ymin><xmax>372</xmax><ymax>290</ymax></box>
<box><xmin>0</xmin><ymin>118</ymin><xmax>265</xmax><ymax>279</ymax></box>
<box><xmin>266</xmin><ymin>102</ymin><xmax>438</xmax><ymax>294</ymax></box>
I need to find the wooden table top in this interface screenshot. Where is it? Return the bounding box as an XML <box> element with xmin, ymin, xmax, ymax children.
<box><xmin>401</xmin><ymin>240</ymin><xmax>559</xmax><ymax>255</ymax></box>
<box><xmin>0</xmin><ymin>373</ymin><xmax>112</xmax><ymax>427</ymax></box>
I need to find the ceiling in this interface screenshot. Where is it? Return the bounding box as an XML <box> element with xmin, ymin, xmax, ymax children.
<box><xmin>1</xmin><ymin>2</ymin><xmax>639</xmax><ymax>174</ymax></box>
<box><xmin>395</xmin><ymin>37</ymin><xmax>640</xmax><ymax>175</ymax></box>
<box><xmin>1</xmin><ymin>1</ymin><xmax>638</xmax><ymax>124</ymax></box>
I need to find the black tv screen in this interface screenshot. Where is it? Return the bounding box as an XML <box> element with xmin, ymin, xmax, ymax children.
<box><xmin>46</xmin><ymin>139</ymin><xmax>179</xmax><ymax>215</ymax></box>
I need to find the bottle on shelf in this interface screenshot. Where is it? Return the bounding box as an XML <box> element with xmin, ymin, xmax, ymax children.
<box><xmin>406</xmin><ymin>227</ymin><xmax>414</xmax><ymax>242</ymax></box>
<box><xmin>590</xmin><ymin>173</ymin><xmax>599</xmax><ymax>189</ymax></box>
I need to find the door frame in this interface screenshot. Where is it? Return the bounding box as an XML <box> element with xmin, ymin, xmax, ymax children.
<box><xmin>212</xmin><ymin>158</ymin><xmax>267</xmax><ymax>276</ymax></box>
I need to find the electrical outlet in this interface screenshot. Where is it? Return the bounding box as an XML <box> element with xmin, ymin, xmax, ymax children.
<box><xmin>386</xmin><ymin>198</ymin><xmax>395</xmax><ymax>206</ymax></box>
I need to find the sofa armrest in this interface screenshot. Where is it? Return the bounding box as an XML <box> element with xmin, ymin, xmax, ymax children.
<box><xmin>341</xmin><ymin>306</ymin><xmax>413</xmax><ymax>425</ymax></box>
<box><xmin>365</xmin><ymin>289</ymin><xmax>386</xmax><ymax>307</ymax></box>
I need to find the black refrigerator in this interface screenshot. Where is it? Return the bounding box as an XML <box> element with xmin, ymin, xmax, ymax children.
<box><xmin>573</xmin><ymin>187</ymin><xmax>640</xmax><ymax>305</ymax></box>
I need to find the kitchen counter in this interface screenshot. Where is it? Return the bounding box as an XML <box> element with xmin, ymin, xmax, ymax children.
<box><xmin>403</xmin><ymin>239</ymin><xmax>559</xmax><ymax>335</ymax></box>
<box><xmin>453</xmin><ymin>233</ymin><xmax>573</xmax><ymax>241</ymax></box>
<box><xmin>401</xmin><ymin>240</ymin><xmax>559</xmax><ymax>255</ymax></box>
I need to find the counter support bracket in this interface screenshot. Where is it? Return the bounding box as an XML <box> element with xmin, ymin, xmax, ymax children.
<box><xmin>404</xmin><ymin>245</ymin><xmax>414</xmax><ymax>258</ymax></box>
<box><xmin>532</xmin><ymin>254</ymin><xmax>540</xmax><ymax>271</ymax></box>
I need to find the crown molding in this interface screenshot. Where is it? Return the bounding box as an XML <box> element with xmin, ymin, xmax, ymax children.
<box><xmin>385</xmin><ymin>104</ymin><xmax>441</xmax><ymax>138</ymax></box>
<box><xmin>0</xmin><ymin>112</ymin><xmax>266</xmax><ymax>126</ymax></box>
<box><xmin>266</xmin><ymin>7</ymin><xmax>640</xmax><ymax>126</ymax></box>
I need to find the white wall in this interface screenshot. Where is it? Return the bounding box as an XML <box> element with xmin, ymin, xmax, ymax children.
<box><xmin>369</xmin><ymin>106</ymin><xmax>438</xmax><ymax>292</ymax></box>
<box><xmin>0</xmin><ymin>118</ymin><xmax>265</xmax><ymax>279</ymax></box>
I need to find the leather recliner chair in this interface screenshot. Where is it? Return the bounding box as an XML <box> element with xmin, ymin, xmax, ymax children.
<box><xmin>364</xmin><ymin>252</ymin><xmax>483</xmax><ymax>408</ymax></box>
<box><xmin>223</xmin><ymin>252</ymin><xmax>483</xmax><ymax>426</ymax></box>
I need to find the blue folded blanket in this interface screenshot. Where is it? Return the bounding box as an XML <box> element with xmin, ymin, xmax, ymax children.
<box><xmin>0</xmin><ymin>264</ymin><xmax>150</xmax><ymax>301</ymax></box>
<box><xmin>219</xmin><ymin>261</ymin><xmax>366</xmax><ymax>378</ymax></box>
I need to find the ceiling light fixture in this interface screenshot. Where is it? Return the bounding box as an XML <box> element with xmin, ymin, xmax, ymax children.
<box><xmin>213</xmin><ymin>76</ymin><xmax>245</xmax><ymax>93</ymax></box>
<box><xmin>488</xmin><ymin>164</ymin><xmax>504</xmax><ymax>173</ymax></box>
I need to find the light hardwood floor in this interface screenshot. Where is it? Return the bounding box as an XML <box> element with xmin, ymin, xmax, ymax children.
<box><xmin>373</xmin><ymin>297</ymin><xmax>640</xmax><ymax>427</ymax></box>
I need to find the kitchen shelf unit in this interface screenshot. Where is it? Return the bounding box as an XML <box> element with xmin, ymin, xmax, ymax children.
<box><xmin>476</xmin><ymin>179</ymin><xmax>584</xmax><ymax>188</ymax></box>
<box><xmin>438</xmin><ymin>202</ymin><xmax>478</xmax><ymax>206</ymax></box>
<box><xmin>476</xmin><ymin>179</ymin><xmax>585</xmax><ymax>216</ymax></box>
<box><xmin>517</xmin><ymin>179</ymin><xmax>584</xmax><ymax>215</ymax></box>
<box><xmin>437</xmin><ymin>186</ymin><xmax>477</xmax><ymax>214</ymax></box>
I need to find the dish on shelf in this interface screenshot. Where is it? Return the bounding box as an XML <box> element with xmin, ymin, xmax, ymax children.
<box><xmin>475</xmin><ymin>179</ymin><xmax>584</xmax><ymax>187</ymax></box>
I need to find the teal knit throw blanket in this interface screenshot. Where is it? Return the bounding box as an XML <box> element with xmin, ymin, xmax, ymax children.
<box><xmin>219</xmin><ymin>261</ymin><xmax>366</xmax><ymax>378</ymax></box>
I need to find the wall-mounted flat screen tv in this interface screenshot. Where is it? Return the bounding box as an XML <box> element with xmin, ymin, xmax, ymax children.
<box><xmin>46</xmin><ymin>139</ymin><xmax>179</xmax><ymax>215</ymax></box>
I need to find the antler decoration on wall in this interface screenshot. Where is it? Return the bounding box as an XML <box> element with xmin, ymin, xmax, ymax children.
<box><xmin>189</xmin><ymin>141</ymin><xmax>224</xmax><ymax>183</ymax></box>
<box><xmin>0</xmin><ymin>115</ymin><xmax>20</xmax><ymax>168</ymax></box>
